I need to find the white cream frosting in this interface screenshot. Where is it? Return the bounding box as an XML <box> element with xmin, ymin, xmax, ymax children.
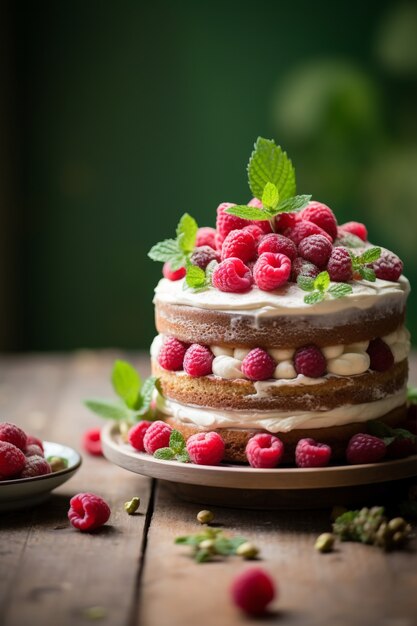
<box><xmin>212</xmin><ymin>355</ymin><xmax>242</xmax><ymax>379</ymax></box>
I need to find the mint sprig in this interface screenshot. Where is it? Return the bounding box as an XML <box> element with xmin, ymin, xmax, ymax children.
<box><xmin>148</xmin><ymin>212</ymin><xmax>198</xmax><ymax>271</ymax></box>
<box><xmin>175</xmin><ymin>527</ymin><xmax>248</xmax><ymax>563</ymax></box>
<box><xmin>350</xmin><ymin>247</ymin><xmax>381</xmax><ymax>282</ymax></box>
<box><xmin>366</xmin><ymin>419</ymin><xmax>417</xmax><ymax>446</ymax></box>
<box><xmin>154</xmin><ymin>429</ymin><xmax>190</xmax><ymax>463</ymax></box>
<box><xmin>184</xmin><ymin>259</ymin><xmax>218</xmax><ymax>292</ymax></box>
<box><xmin>298</xmin><ymin>271</ymin><xmax>353</xmax><ymax>304</ymax></box>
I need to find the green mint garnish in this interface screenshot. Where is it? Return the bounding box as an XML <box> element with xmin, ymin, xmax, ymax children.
<box><xmin>297</xmin><ymin>271</ymin><xmax>353</xmax><ymax>304</ymax></box>
<box><xmin>350</xmin><ymin>247</ymin><xmax>381</xmax><ymax>282</ymax></box>
<box><xmin>366</xmin><ymin>419</ymin><xmax>416</xmax><ymax>446</ymax></box>
<box><xmin>154</xmin><ymin>429</ymin><xmax>190</xmax><ymax>463</ymax></box>
<box><xmin>148</xmin><ymin>212</ymin><xmax>198</xmax><ymax>271</ymax></box>
<box><xmin>184</xmin><ymin>259</ymin><xmax>218</xmax><ymax>292</ymax></box>
<box><xmin>175</xmin><ymin>527</ymin><xmax>248</xmax><ymax>563</ymax></box>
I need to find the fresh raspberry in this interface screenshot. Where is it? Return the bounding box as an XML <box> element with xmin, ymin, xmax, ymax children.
<box><xmin>253</xmin><ymin>252</ymin><xmax>292</xmax><ymax>291</ymax></box>
<box><xmin>143</xmin><ymin>420</ymin><xmax>173</xmax><ymax>454</ymax></box>
<box><xmin>243</xmin><ymin>224</ymin><xmax>264</xmax><ymax>243</ymax></box>
<box><xmin>245</xmin><ymin>433</ymin><xmax>284</xmax><ymax>468</ymax></box>
<box><xmin>301</xmin><ymin>202</ymin><xmax>338</xmax><ymax>240</ymax></box>
<box><xmin>25</xmin><ymin>444</ymin><xmax>44</xmax><ymax>457</ymax></box>
<box><xmin>284</xmin><ymin>220</ymin><xmax>333</xmax><ymax>245</ymax></box>
<box><xmin>291</xmin><ymin>258</ymin><xmax>320</xmax><ymax>282</ymax></box>
<box><xmin>241</xmin><ymin>348</ymin><xmax>276</xmax><ymax>381</ymax></box>
<box><xmin>190</xmin><ymin>245</ymin><xmax>220</xmax><ymax>269</ymax></box>
<box><xmin>346</xmin><ymin>433</ymin><xmax>386</xmax><ymax>464</ymax></box>
<box><xmin>294</xmin><ymin>345</ymin><xmax>326</xmax><ymax>378</ymax></box>
<box><xmin>158</xmin><ymin>336</ymin><xmax>188</xmax><ymax>371</ymax></box>
<box><xmin>372</xmin><ymin>250</ymin><xmax>403</xmax><ymax>282</ymax></box>
<box><xmin>196</xmin><ymin>226</ymin><xmax>217</xmax><ymax>250</ymax></box>
<box><xmin>386</xmin><ymin>437</ymin><xmax>417</xmax><ymax>459</ymax></box>
<box><xmin>186</xmin><ymin>431</ymin><xmax>225</xmax><ymax>465</ymax></box>
<box><xmin>247</xmin><ymin>198</ymin><xmax>273</xmax><ymax>233</ymax></box>
<box><xmin>221</xmin><ymin>229</ymin><xmax>257</xmax><ymax>263</ymax></box>
<box><xmin>367</xmin><ymin>338</ymin><xmax>394</xmax><ymax>372</ymax></box>
<box><xmin>128</xmin><ymin>421</ymin><xmax>152</xmax><ymax>452</ymax></box>
<box><xmin>295</xmin><ymin>438</ymin><xmax>332</xmax><ymax>468</ymax></box>
<box><xmin>0</xmin><ymin>422</ymin><xmax>27</xmax><ymax>451</ymax></box>
<box><xmin>82</xmin><ymin>428</ymin><xmax>103</xmax><ymax>456</ymax></box>
<box><xmin>327</xmin><ymin>246</ymin><xmax>353</xmax><ymax>282</ymax></box>
<box><xmin>26</xmin><ymin>435</ymin><xmax>44</xmax><ymax>452</ymax></box>
<box><xmin>258</xmin><ymin>234</ymin><xmax>297</xmax><ymax>261</ymax></box>
<box><xmin>340</xmin><ymin>221</ymin><xmax>368</xmax><ymax>242</ymax></box>
<box><xmin>212</xmin><ymin>258</ymin><xmax>253</xmax><ymax>293</ymax></box>
<box><xmin>183</xmin><ymin>344</ymin><xmax>214</xmax><ymax>377</ymax></box>
<box><xmin>0</xmin><ymin>441</ymin><xmax>26</xmax><ymax>478</ymax></box>
<box><xmin>68</xmin><ymin>492</ymin><xmax>111</xmax><ymax>532</ymax></box>
<box><xmin>298</xmin><ymin>234</ymin><xmax>332</xmax><ymax>268</ymax></box>
<box><xmin>162</xmin><ymin>262</ymin><xmax>186</xmax><ymax>281</ymax></box>
<box><xmin>231</xmin><ymin>567</ymin><xmax>276</xmax><ymax>616</ymax></box>
<box><xmin>275</xmin><ymin>211</ymin><xmax>299</xmax><ymax>232</ymax></box>
<box><xmin>216</xmin><ymin>202</ymin><xmax>247</xmax><ymax>244</ymax></box>
<box><xmin>20</xmin><ymin>455</ymin><xmax>51</xmax><ymax>478</ymax></box>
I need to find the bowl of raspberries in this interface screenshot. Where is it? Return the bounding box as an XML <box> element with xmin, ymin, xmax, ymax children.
<box><xmin>0</xmin><ymin>422</ymin><xmax>81</xmax><ymax>511</ymax></box>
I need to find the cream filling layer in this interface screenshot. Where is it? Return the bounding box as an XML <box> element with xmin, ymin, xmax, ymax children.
<box><xmin>158</xmin><ymin>389</ymin><xmax>406</xmax><ymax>434</ymax></box>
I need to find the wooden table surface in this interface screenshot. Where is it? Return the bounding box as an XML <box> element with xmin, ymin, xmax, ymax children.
<box><xmin>0</xmin><ymin>351</ymin><xmax>416</xmax><ymax>626</ymax></box>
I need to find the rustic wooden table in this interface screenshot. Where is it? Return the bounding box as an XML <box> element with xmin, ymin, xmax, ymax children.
<box><xmin>0</xmin><ymin>352</ymin><xmax>416</xmax><ymax>626</ymax></box>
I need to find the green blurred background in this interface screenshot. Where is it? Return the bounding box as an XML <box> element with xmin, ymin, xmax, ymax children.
<box><xmin>1</xmin><ymin>0</ymin><xmax>416</xmax><ymax>352</ymax></box>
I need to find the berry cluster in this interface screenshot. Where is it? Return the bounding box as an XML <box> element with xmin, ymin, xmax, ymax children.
<box><xmin>0</xmin><ymin>422</ymin><xmax>52</xmax><ymax>480</ymax></box>
<box><xmin>158</xmin><ymin>337</ymin><xmax>215</xmax><ymax>376</ymax></box>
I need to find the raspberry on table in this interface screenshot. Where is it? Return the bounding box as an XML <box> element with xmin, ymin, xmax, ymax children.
<box><xmin>190</xmin><ymin>246</ymin><xmax>220</xmax><ymax>269</ymax></box>
<box><xmin>367</xmin><ymin>338</ymin><xmax>394</xmax><ymax>372</ymax></box>
<box><xmin>212</xmin><ymin>258</ymin><xmax>253</xmax><ymax>293</ymax></box>
<box><xmin>186</xmin><ymin>431</ymin><xmax>225</xmax><ymax>465</ymax></box>
<box><xmin>68</xmin><ymin>492</ymin><xmax>111</xmax><ymax>532</ymax></box>
<box><xmin>158</xmin><ymin>336</ymin><xmax>188</xmax><ymax>371</ymax></box>
<box><xmin>327</xmin><ymin>246</ymin><xmax>353</xmax><ymax>282</ymax></box>
<box><xmin>258</xmin><ymin>234</ymin><xmax>297</xmax><ymax>261</ymax></box>
<box><xmin>284</xmin><ymin>220</ymin><xmax>333</xmax><ymax>245</ymax></box>
<box><xmin>221</xmin><ymin>229</ymin><xmax>257</xmax><ymax>263</ymax></box>
<box><xmin>339</xmin><ymin>221</ymin><xmax>368</xmax><ymax>242</ymax></box>
<box><xmin>216</xmin><ymin>202</ymin><xmax>247</xmax><ymax>244</ymax></box>
<box><xmin>183</xmin><ymin>344</ymin><xmax>214</xmax><ymax>377</ymax></box>
<box><xmin>162</xmin><ymin>262</ymin><xmax>186</xmax><ymax>281</ymax></box>
<box><xmin>301</xmin><ymin>202</ymin><xmax>338</xmax><ymax>240</ymax></box>
<box><xmin>346</xmin><ymin>433</ymin><xmax>386</xmax><ymax>464</ymax></box>
<box><xmin>291</xmin><ymin>258</ymin><xmax>320</xmax><ymax>282</ymax></box>
<box><xmin>294</xmin><ymin>345</ymin><xmax>327</xmax><ymax>378</ymax></box>
<box><xmin>372</xmin><ymin>250</ymin><xmax>403</xmax><ymax>282</ymax></box>
<box><xmin>253</xmin><ymin>252</ymin><xmax>292</xmax><ymax>291</ymax></box>
<box><xmin>230</xmin><ymin>567</ymin><xmax>276</xmax><ymax>616</ymax></box>
<box><xmin>128</xmin><ymin>421</ymin><xmax>152</xmax><ymax>452</ymax></box>
<box><xmin>25</xmin><ymin>444</ymin><xmax>44</xmax><ymax>457</ymax></box>
<box><xmin>143</xmin><ymin>420</ymin><xmax>173</xmax><ymax>454</ymax></box>
<box><xmin>0</xmin><ymin>422</ymin><xmax>27</xmax><ymax>451</ymax></box>
<box><xmin>26</xmin><ymin>435</ymin><xmax>44</xmax><ymax>452</ymax></box>
<box><xmin>241</xmin><ymin>348</ymin><xmax>276</xmax><ymax>381</ymax></box>
<box><xmin>245</xmin><ymin>433</ymin><xmax>284</xmax><ymax>468</ymax></box>
<box><xmin>196</xmin><ymin>226</ymin><xmax>217</xmax><ymax>250</ymax></box>
<box><xmin>298</xmin><ymin>234</ymin><xmax>332</xmax><ymax>268</ymax></box>
<box><xmin>20</xmin><ymin>455</ymin><xmax>52</xmax><ymax>478</ymax></box>
<box><xmin>82</xmin><ymin>428</ymin><xmax>103</xmax><ymax>456</ymax></box>
<box><xmin>0</xmin><ymin>441</ymin><xmax>26</xmax><ymax>478</ymax></box>
<box><xmin>275</xmin><ymin>211</ymin><xmax>299</xmax><ymax>232</ymax></box>
<box><xmin>295</xmin><ymin>438</ymin><xmax>332</xmax><ymax>468</ymax></box>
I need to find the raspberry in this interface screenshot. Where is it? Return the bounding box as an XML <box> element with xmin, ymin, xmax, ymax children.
<box><xmin>0</xmin><ymin>422</ymin><xmax>27</xmax><ymax>451</ymax></box>
<box><xmin>143</xmin><ymin>420</ymin><xmax>172</xmax><ymax>454</ymax></box>
<box><xmin>82</xmin><ymin>428</ymin><xmax>103</xmax><ymax>456</ymax></box>
<box><xmin>243</xmin><ymin>224</ymin><xmax>264</xmax><ymax>243</ymax></box>
<box><xmin>295</xmin><ymin>438</ymin><xmax>332</xmax><ymax>468</ymax></box>
<box><xmin>212</xmin><ymin>258</ymin><xmax>253</xmax><ymax>293</ymax></box>
<box><xmin>258</xmin><ymin>234</ymin><xmax>297</xmax><ymax>261</ymax></box>
<box><xmin>285</xmin><ymin>220</ymin><xmax>333</xmax><ymax>245</ymax></box>
<box><xmin>241</xmin><ymin>348</ymin><xmax>276</xmax><ymax>381</ymax></box>
<box><xmin>25</xmin><ymin>444</ymin><xmax>44</xmax><ymax>457</ymax></box>
<box><xmin>158</xmin><ymin>336</ymin><xmax>188</xmax><ymax>371</ymax></box>
<box><xmin>291</xmin><ymin>257</ymin><xmax>320</xmax><ymax>282</ymax></box>
<box><xmin>340</xmin><ymin>221</ymin><xmax>368</xmax><ymax>242</ymax></box>
<box><xmin>346</xmin><ymin>433</ymin><xmax>386</xmax><ymax>464</ymax></box>
<box><xmin>327</xmin><ymin>246</ymin><xmax>353</xmax><ymax>282</ymax></box>
<box><xmin>26</xmin><ymin>435</ymin><xmax>44</xmax><ymax>452</ymax></box>
<box><xmin>298</xmin><ymin>234</ymin><xmax>332</xmax><ymax>268</ymax></box>
<box><xmin>231</xmin><ymin>567</ymin><xmax>276</xmax><ymax>616</ymax></box>
<box><xmin>275</xmin><ymin>211</ymin><xmax>299</xmax><ymax>232</ymax></box>
<box><xmin>216</xmin><ymin>202</ymin><xmax>247</xmax><ymax>244</ymax></box>
<box><xmin>162</xmin><ymin>262</ymin><xmax>186</xmax><ymax>281</ymax></box>
<box><xmin>386</xmin><ymin>437</ymin><xmax>417</xmax><ymax>459</ymax></box>
<box><xmin>183</xmin><ymin>344</ymin><xmax>214</xmax><ymax>377</ymax></box>
<box><xmin>301</xmin><ymin>202</ymin><xmax>338</xmax><ymax>240</ymax></box>
<box><xmin>253</xmin><ymin>253</ymin><xmax>292</xmax><ymax>291</ymax></box>
<box><xmin>245</xmin><ymin>433</ymin><xmax>284</xmax><ymax>468</ymax></box>
<box><xmin>196</xmin><ymin>226</ymin><xmax>217</xmax><ymax>250</ymax></box>
<box><xmin>0</xmin><ymin>441</ymin><xmax>26</xmax><ymax>478</ymax></box>
<box><xmin>190</xmin><ymin>246</ymin><xmax>220</xmax><ymax>269</ymax></box>
<box><xmin>21</xmin><ymin>455</ymin><xmax>51</xmax><ymax>478</ymax></box>
<box><xmin>68</xmin><ymin>492</ymin><xmax>111</xmax><ymax>532</ymax></box>
<box><xmin>294</xmin><ymin>345</ymin><xmax>326</xmax><ymax>378</ymax></box>
<box><xmin>372</xmin><ymin>250</ymin><xmax>403</xmax><ymax>282</ymax></box>
<box><xmin>221</xmin><ymin>229</ymin><xmax>257</xmax><ymax>263</ymax></box>
<box><xmin>186</xmin><ymin>431</ymin><xmax>225</xmax><ymax>465</ymax></box>
<box><xmin>128</xmin><ymin>421</ymin><xmax>152</xmax><ymax>452</ymax></box>
<box><xmin>367</xmin><ymin>338</ymin><xmax>394</xmax><ymax>372</ymax></box>
<box><xmin>247</xmin><ymin>198</ymin><xmax>273</xmax><ymax>233</ymax></box>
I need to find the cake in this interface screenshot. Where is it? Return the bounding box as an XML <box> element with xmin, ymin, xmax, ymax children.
<box><xmin>148</xmin><ymin>138</ymin><xmax>411</xmax><ymax>464</ymax></box>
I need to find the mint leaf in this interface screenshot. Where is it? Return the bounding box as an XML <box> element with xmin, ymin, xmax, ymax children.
<box><xmin>225</xmin><ymin>205</ymin><xmax>267</xmax><ymax>221</ymax></box>
<box><xmin>205</xmin><ymin>260</ymin><xmax>218</xmax><ymax>285</ymax></box>
<box><xmin>328</xmin><ymin>283</ymin><xmax>353</xmax><ymax>299</ymax></box>
<box><xmin>359</xmin><ymin>267</ymin><xmax>376</xmax><ymax>282</ymax></box>
<box><xmin>111</xmin><ymin>360</ymin><xmax>141</xmax><ymax>409</ymax></box>
<box><xmin>275</xmin><ymin>194</ymin><xmax>311</xmax><ymax>214</ymax></box>
<box><xmin>154</xmin><ymin>447</ymin><xmax>175</xmax><ymax>460</ymax></box>
<box><xmin>148</xmin><ymin>239</ymin><xmax>180</xmax><ymax>263</ymax></box>
<box><xmin>185</xmin><ymin>263</ymin><xmax>206</xmax><ymax>289</ymax></box>
<box><xmin>177</xmin><ymin>213</ymin><xmax>198</xmax><ymax>254</ymax></box>
<box><xmin>407</xmin><ymin>387</ymin><xmax>417</xmax><ymax>404</ymax></box>
<box><xmin>297</xmin><ymin>275</ymin><xmax>315</xmax><ymax>291</ymax></box>
<box><xmin>262</xmin><ymin>182</ymin><xmax>279</xmax><ymax>209</ymax></box>
<box><xmin>366</xmin><ymin>420</ymin><xmax>393</xmax><ymax>438</ymax></box>
<box><xmin>136</xmin><ymin>376</ymin><xmax>157</xmax><ymax>415</ymax></box>
<box><xmin>170</xmin><ymin>429</ymin><xmax>186</xmax><ymax>454</ymax></box>
<box><xmin>176</xmin><ymin>451</ymin><xmax>190</xmax><ymax>463</ymax></box>
<box><xmin>248</xmin><ymin>137</ymin><xmax>296</xmax><ymax>201</ymax></box>
<box><xmin>304</xmin><ymin>291</ymin><xmax>325</xmax><ymax>304</ymax></box>
<box><xmin>314</xmin><ymin>271</ymin><xmax>330</xmax><ymax>292</ymax></box>
<box><xmin>84</xmin><ymin>399</ymin><xmax>133</xmax><ymax>421</ymax></box>
<box><xmin>358</xmin><ymin>247</ymin><xmax>381</xmax><ymax>264</ymax></box>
